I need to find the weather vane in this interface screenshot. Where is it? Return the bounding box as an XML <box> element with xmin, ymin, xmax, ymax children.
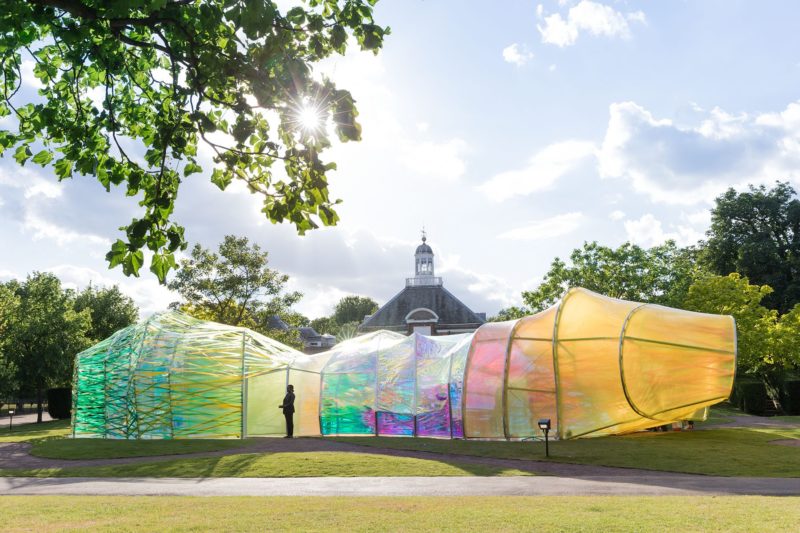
<box><xmin>421</xmin><ymin>225</ymin><xmax>427</xmax><ymax>242</ymax></box>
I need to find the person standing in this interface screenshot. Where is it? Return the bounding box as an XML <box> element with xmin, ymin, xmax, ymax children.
<box><xmin>279</xmin><ymin>384</ymin><xmax>295</xmax><ymax>438</ymax></box>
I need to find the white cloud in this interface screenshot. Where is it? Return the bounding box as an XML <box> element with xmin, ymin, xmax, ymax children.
<box><xmin>48</xmin><ymin>264</ymin><xmax>175</xmax><ymax>315</ymax></box>
<box><xmin>537</xmin><ymin>1</ymin><xmax>646</xmax><ymax>47</ymax></box>
<box><xmin>502</xmin><ymin>43</ymin><xmax>534</xmax><ymax>66</ymax></box>
<box><xmin>609</xmin><ymin>209</ymin><xmax>625</xmax><ymax>221</ymax></box>
<box><xmin>320</xmin><ymin>39</ymin><xmax>469</xmax><ymax>185</ymax></box>
<box><xmin>624</xmin><ymin>214</ymin><xmax>703</xmax><ymax>247</ymax></box>
<box><xmin>402</xmin><ymin>138</ymin><xmax>468</xmax><ymax>181</ymax></box>
<box><xmin>598</xmin><ymin>100</ymin><xmax>800</xmax><ymax>204</ymax></box>
<box><xmin>23</xmin><ymin>210</ymin><xmax>110</xmax><ymax>248</ymax></box>
<box><xmin>0</xmin><ymin>166</ymin><xmax>62</xmax><ymax>199</ymax></box>
<box><xmin>20</xmin><ymin>60</ymin><xmax>44</xmax><ymax>90</ymax></box>
<box><xmin>497</xmin><ymin>212</ymin><xmax>583</xmax><ymax>241</ymax></box>
<box><xmin>479</xmin><ymin>140</ymin><xmax>596</xmax><ymax>202</ymax></box>
<box><xmin>437</xmin><ymin>253</ymin><xmax>520</xmax><ymax>310</ymax></box>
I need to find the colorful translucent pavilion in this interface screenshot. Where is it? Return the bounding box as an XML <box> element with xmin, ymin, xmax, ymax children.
<box><xmin>72</xmin><ymin>288</ymin><xmax>737</xmax><ymax>440</ymax></box>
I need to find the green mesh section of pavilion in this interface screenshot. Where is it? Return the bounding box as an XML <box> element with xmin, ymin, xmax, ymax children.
<box><xmin>71</xmin><ymin>311</ymin><xmax>300</xmax><ymax>439</ymax></box>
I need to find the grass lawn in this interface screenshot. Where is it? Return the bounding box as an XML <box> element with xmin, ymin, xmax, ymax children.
<box><xmin>0</xmin><ymin>419</ymin><xmax>71</xmax><ymax>443</ymax></box>
<box><xmin>0</xmin><ymin>451</ymin><xmax>530</xmax><ymax>478</ymax></box>
<box><xmin>2</xmin><ymin>420</ymin><xmax>248</xmax><ymax>459</ymax></box>
<box><xmin>29</xmin><ymin>437</ymin><xmax>249</xmax><ymax>459</ymax></box>
<box><xmin>2</xmin><ymin>496</ymin><xmax>799</xmax><ymax>532</ymax></box>
<box><xmin>334</xmin><ymin>426</ymin><xmax>800</xmax><ymax>477</ymax></box>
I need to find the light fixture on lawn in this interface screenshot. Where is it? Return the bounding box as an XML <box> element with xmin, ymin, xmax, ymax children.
<box><xmin>8</xmin><ymin>409</ymin><xmax>15</xmax><ymax>430</ymax></box>
<box><xmin>538</xmin><ymin>418</ymin><xmax>551</xmax><ymax>457</ymax></box>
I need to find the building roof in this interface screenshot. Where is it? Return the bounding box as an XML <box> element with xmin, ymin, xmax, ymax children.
<box><xmin>360</xmin><ymin>285</ymin><xmax>485</xmax><ymax>331</ymax></box>
<box><xmin>415</xmin><ymin>234</ymin><xmax>433</xmax><ymax>254</ymax></box>
<box><xmin>415</xmin><ymin>242</ymin><xmax>433</xmax><ymax>254</ymax></box>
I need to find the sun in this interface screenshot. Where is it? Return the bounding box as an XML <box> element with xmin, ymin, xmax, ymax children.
<box><xmin>296</xmin><ymin>103</ymin><xmax>324</xmax><ymax>133</ymax></box>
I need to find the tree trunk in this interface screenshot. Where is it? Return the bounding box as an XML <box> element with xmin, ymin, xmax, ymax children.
<box><xmin>36</xmin><ymin>388</ymin><xmax>43</xmax><ymax>423</ymax></box>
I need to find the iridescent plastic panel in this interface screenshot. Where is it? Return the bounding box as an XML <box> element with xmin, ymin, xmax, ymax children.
<box><xmin>73</xmin><ymin>289</ymin><xmax>737</xmax><ymax>441</ymax></box>
<box><xmin>377</xmin><ymin>336</ymin><xmax>415</xmax><ymax>435</ymax></box>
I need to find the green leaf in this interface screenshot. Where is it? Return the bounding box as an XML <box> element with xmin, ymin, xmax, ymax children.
<box><xmin>211</xmin><ymin>168</ymin><xmax>233</xmax><ymax>191</ymax></box>
<box><xmin>31</xmin><ymin>149</ymin><xmax>53</xmax><ymax>166</ymax></box>
<box><xmin>125</xmin><ymin>250</ymin><xmax>144</xmax><ymax>277</ymax></box>
<box><xmin>54</xmin><ymin>158</ymin><xmax>74</xmax><ymax>179</ymax></box>
<box><xmin>183</xmin><ymin>162</ymin><xmax>202</xmax><ymax>177</ymax></box>
<box><xmin>150</xmin><ymin>252</ymin><xmax>176</xmax><ymax>282</ymax></box>
<box><xmin>106</xmin><ymin>240</ymin><xmax>128</xmax><ymax>269</ymax></box>
<box><xmin>13</xmin><ymin>145</ymin><xmax>32</xmax><ymax>165</ymax></box>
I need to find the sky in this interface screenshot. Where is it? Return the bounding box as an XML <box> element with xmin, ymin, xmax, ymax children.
<box><xmin>3</xmin><ymin>0</ymin><xmax>800</xmax><ymax>320</ymax></box>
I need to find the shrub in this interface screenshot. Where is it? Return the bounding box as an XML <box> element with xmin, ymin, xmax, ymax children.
<box><xmin>46</xmin><ymin>388</ymin><xmax>71</xmax><ymax>419</ymax></box>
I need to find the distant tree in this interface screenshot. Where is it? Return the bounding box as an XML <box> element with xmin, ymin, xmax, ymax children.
<box><xmin>703</xmin><ymin>182</ymin><xmax>800</xmax><ymax>314</ymax></box>
<box><xmin>523</xmin><ymin>241</ymin><xmax>702</xmax><ymax>312</ymax></box>
<box><xmin>489</xmin><ymin>306</ymin><xmax>529</xmax><ymax>322</ymax></box>
<box><xmin>310</xmin><ymin>316</ymin><xmax>338</xmax><ymax>335</ymax></box>
<box><xmin>6</xmin><ymin>273</ymin><xmax>91</xmax><ymax>422</ymax></box>
<box><xmin>684</xmin><ymin>273</ymin><xmax>800</xmax><ymax>407</ymax></box>
<box><xmin>0</xmin><ymin>283</ymin><xmax>20</xmax><ymax>405</ymax></box>
<box><xmin>1</xmin><ymin>0</ymin><xmax>388</xmax><ymax>281</ymax></box>
<box><xmin>333</xmin><ymin>295</ymin><xmax>378</xmax><ymax>325</ymax></box>
<box><xmin>74</xmin><ymin>284</ymin><xmax>139</xmax><ymax>342</ymax></box>
<box><xmin>168</xmin><ymin>235</ymin><xmax>301</xmax><ymax>328</ymax></box>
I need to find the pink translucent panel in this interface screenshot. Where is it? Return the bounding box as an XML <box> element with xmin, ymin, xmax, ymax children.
<box><xmin>464</xmin><ymin>320</ymin><xmax>517</xmax><ymax>438</ymax></box>
<box><xmin>464</xmin><ymin>340</ymin><xmax>506</xmax><ymax>437</ymax></box>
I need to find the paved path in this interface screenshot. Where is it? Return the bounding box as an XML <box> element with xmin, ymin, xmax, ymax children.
<box><xmin>2</xmin><ymin>475</ymin><xmax>799</xmax><ymax>496</ymax></box>
<box><xmin>700</xmin><ymin>414</ymin><xmax>800</xmax><ymax>430</ymax></box>
<box><xmin>3</xmin><ymin>412</ymin><xmax>53</xmax><ymax>428</ymax></box>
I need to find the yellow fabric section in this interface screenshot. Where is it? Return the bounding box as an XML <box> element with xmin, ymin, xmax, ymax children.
<box><xmin>554</xmin><ymin>289</ymin><xmax>641</xmax><ymax>439</ymax></box>
<box><xmin>621</xmin><ymin>305</ymin><xmax>736</xmax><ymax>421</ymax></box>
<box><xmin>288</xmin><ymin>368</ymin><xmax>324</xmax><ymax>436</ymax></box>
<box><xmin>246</xmin><ymin>370</ymin><xmax>287</xmax><ymax>436</ymax></box>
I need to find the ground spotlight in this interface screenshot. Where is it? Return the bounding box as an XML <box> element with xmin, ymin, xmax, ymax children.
<box><xmin>538</xmin><ymin>418</ymin><xmax>551</xmax><ymax>457</ymax></box>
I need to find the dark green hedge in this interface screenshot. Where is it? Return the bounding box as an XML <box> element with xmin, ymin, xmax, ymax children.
<box><xmin>46</xmin><ymin>388</ymin><xmax>72</xmax><ymax>420</ymax></box>
<box><xmin>779</xmin><ymin>380</ymin><xmax>800</xmax><ymax>415</ymax></box>
<box><xmin>730</xmin><ymin>379</ymin><xmax>770</xmax><ymax>415</ymax></box>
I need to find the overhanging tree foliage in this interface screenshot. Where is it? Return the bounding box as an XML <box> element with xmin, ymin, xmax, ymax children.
<box><xmin>704</xmin><ymin>182</ymin><xmax>800</xmax><ymax>314</ymax></box>
<box><xmin>1</xmin><ymin>0</ymin><xmax>387</xmax><ymax>281</ymax></box>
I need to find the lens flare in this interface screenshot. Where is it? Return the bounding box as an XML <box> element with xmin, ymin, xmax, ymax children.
<box><xmin>298</xmin><ymin>105</ymin><xmax>322</xmax><ymax>131</ymax></box>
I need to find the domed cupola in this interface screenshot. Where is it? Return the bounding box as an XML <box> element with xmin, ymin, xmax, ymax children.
<box><xmin>408</xmin><ymin>230</ymin><xmax>441</xmax><ymax>287</ymax></box>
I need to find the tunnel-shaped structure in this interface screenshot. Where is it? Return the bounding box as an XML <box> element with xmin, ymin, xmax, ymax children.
<box><xmin>72</xmin><ymin>288</ymin><xmax>736</xmax><ymax>440</ymax></box>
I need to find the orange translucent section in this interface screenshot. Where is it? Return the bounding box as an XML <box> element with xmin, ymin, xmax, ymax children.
<box><xmin>288</xmin><ymin>368</ymin><xmax>323</xmax><ymax>436</ymax></box>
<box><xmin>506</xmin><ymin>305</ymin><xmax>558</xmax><ymax>438</ymax></box>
